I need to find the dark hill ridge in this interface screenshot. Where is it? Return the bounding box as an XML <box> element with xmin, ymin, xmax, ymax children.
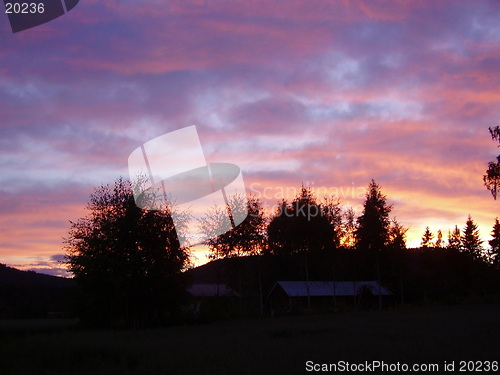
<box><xmin>185</xmin><ymin>255</ymin><xmax>275</xmax><ymax>291</ymax></box>
<box><xmin>0</xmin><ymin>264</ymin><xmax>75</xmax><ymax>319</ymax></box>
<box><xmin>186</xmin><ymin>256</ymin><xmax>263</xmax><ymax>284</ymax></box>
<box><xmin>0</xmin><ymin>263</ymin><xmax>74</xmax><ymax>287</ymax></box>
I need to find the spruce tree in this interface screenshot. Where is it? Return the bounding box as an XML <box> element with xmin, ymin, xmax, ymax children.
<box><xmin>355</xmin><ymin>180</ymin><xmax>392</xmax><ymax>251</ymax></box>
<box><xmin>421</xmin><ymin>226</ymin><xmax>434</xmax><ymax>249</ymax></box>
<box><xmin>461</xmin><ymin>215</ymin><xmax>483</xmax><ymax>259</ymax></box>
<box><xmin>488</xmin><ymin>218</ymin><xmax>500</xmax><ymax>268</ymax></box>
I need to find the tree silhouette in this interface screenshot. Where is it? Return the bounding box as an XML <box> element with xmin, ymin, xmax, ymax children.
<box><xmin>447</xmin><ymin>225</ymin><xmax>462</xmax><ymax>251</ymax></box>
<box><xmin>199</xmin><ymin>194</ymin><xmax>266</xmax><ymax>259</ymax></box>
<box><xmin>484</xmin><ymin>126</ymin><xmax>500</xmax><ymax>199</ymax></box>
<box><xmin>64</xmin><ymin>178</ymin><xmax>190</xmax><ymax>328</ymax></box>
<box><xmin>267</xmin><ymin>186</ymin><xmax>333</xmax><ymax>256</ymax></box>
<box><xmin>340</xmin><ymin>206</ymin><xmax>357</xmax><ymax>249</ymax></box>
<box><xmin>488</xmin><ymin>218</ymin><xmax>500</xmax><ymax>268</ymax></box>
<box><xmin>387</xmin><ymin>218</ymin><xmax>408</xmax><ymax>250</ymax></box>
<box><xmin>435</xmin><ymin>229</ymin><xmax>443</xmax><ymax>249</ymax></box>
<box><xmin>321</xmin><ymin>197</ymin><xmax>343</xmax><ymax>249</ymax></box>
<box><xmin>355</xmin><ymin>180</ymin><xmax>392</xmax><ymax>251</ymax></box>
<box><xmin>421</xmin><ymin>226</ymin><xmax>434</xmax><ymax>249</ymax></box>
<box><xmin>353</xmin><ymin>180</ymin><xmax>392</xmax><ymax>310</ymax></box>
<box><xmin>461</xmin><ymin>215</ymin><xmax>483</xmax><ymax>260</ymax></box>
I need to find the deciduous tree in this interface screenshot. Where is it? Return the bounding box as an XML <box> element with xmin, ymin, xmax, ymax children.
<box><xmin>447</xmin><ymin>225</ymin><xmax>462</xmax><ymax>251</ymax></box>
<box><xmin>340</xmin><ymin>206</ymin><xmax>357</xmax><ymax>249</ymax></box>
<box><xmin>387</xmin><ymin>218</ymin><xmax>408</xmax><ymax>250</ymax></box>
<box><xmin>64</xmin><ymin>178</ymin><xmax>190</xmax><ymax>328</ymax></box>
<box><xmin>267</xmin><ymin>186</ymin><xmax>333</xmax><ymax>255</ymax></box>
<box><xmin>484</xmin><ymin>126</ymin><xmax>500</xmax><ymax>199</ymax></box>
<box><xmin>435</xmin><ymin>229</ymin><xmax>443</xmax><ymax>249</ymax></box>
<box><xmin>199</xmin><ymin>194</ymin><xmax>266</xmax><ymax>259</ymax></box>
<box><xmin>322</xmin><ymin>197</ymin><xmax>343</xmax><ymax>249</ymax></box>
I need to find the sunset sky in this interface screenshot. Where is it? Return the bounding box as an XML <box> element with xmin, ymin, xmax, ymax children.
<box><xmin>1</xmin><ymin>0</ymin><xmax>500</xmax><ymax>276</ymax></box>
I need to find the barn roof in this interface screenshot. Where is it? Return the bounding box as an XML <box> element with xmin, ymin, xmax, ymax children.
<box><xmin>187</xmin><ymin>283</ymin><xmax>241</xmax><ymax>297</ymax></box>
<box><xmin>269</xmin><ymin>281</ymin><xmax>392</xmax><ymax>298</ymax></box>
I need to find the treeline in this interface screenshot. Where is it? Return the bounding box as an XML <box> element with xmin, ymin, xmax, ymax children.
<box><xmin>65</xmin><ymin>178</ymin><xmax>500</xmax><ymax>328</ymax></box>
<box><xmin>205</xmin><ymin>180</ymin><xmax>500</xmax><ymax>265</ymax></box>
<box><xmin>420</xmin><ymin>217</ymin><xmax>500</xmax><ymax>264</ymax></box>
<box><xmin>201</xmin><ymin>180</ymin><xmax>500</xmax><ymax>305</ymax></box>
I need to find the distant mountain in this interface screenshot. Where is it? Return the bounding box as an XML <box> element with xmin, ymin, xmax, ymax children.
<box><xmin>186</xmin><ymin>256</ymin><xmax>265</xmax><ymax>284</ymax></box>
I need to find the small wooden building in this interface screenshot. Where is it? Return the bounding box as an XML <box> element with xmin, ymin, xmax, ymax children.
<box><xmin>186</xmin><ymin>283</ymin><xmax>241</xmax><ymax>317</ymax></box>
<box><xmin>268</xmin><ymin>281</ymin><xmax>392</xmax><ymax>314</ymax></box>
<box><xmin>188</xmin><ymin>283</ymin><xmax>240</xmax><ymax>298</ymax></box>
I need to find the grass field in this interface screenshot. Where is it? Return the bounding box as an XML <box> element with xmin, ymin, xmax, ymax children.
<box><xmin>0</xmin><ymin>305</ymin><xmax>499</xmax><ymax>374</ymax></box>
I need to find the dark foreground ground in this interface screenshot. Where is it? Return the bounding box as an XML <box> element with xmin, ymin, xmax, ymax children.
<box><xmin>0</xmin><ymin>304</ymin><xmax>498</xmax><ymax>375</ymax></box>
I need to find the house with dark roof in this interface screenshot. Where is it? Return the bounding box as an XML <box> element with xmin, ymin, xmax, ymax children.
<box><xmin>268</xmin><ymin>281</ymin><xmax>393</xmax><ymax>314</ymax></box>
